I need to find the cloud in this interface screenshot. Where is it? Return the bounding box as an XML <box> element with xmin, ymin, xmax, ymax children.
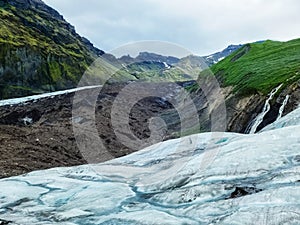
<box><xmin>43</xmin><ymin>0</ymin><xmax>300</xmax><ymax>55</ymax></box>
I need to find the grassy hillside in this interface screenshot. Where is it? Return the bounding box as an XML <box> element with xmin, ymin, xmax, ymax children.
<box><xmin>210</xmin><ymin>39</ymin><xmax>300</xmax><ymax>95</ymax></box>
<box><xmin>0</xmin><ymin>0</ymin><xmax>103</xmax><ymax>99</ymax></box>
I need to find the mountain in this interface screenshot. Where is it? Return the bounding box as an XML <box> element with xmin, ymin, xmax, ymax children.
<box><xmin>135</xmin><ymin>52</ymin><xmax>180</xmax><ymax>65</ymax></box>
<box><xmin>0</xmin><ymin>106</ymin><xmax>299</xmax><ymax>224</ymax></box>
<box><xmin>202</xmin><ymin>44</ymin><xmax>243</xmax><ymax>66</ymax></box>
<box><xmin>119</xmin><ymin>44</ymin><xmax>245</xmax><ymax>68</ymax></box>
<box><xmin>115</xmin><ymin>52</ymin><xmax>211</xmax><ymax>82</ymax></box>
<box><xmin>113</xmin><ymin>53</ymin><xmax>197</xmax><ymax>82</ymax></box>
<box><xmin>212</xmin><ymin>39</ymin><xmax>299</xmax><ymax>95</ymax></box>
<box><xmin>118</xmin><ymin>52</ymin><xmax>180</xmax><ymax>65</ymax></box>
<box><xmin>117</xmin><ymin>60</ymin><xmax>201</xmax><ymax>82</ymax></box>
<box><xmin>176</xmin><ymin>54</ymin><xmax>207</xmax><ymax>75</ymax></box>
<box><xmin>213</xmin><ymin>39</ymin><xmax>300</xmax><ymax>132</ymax></box>
<box><xmin>183</xmin><ymin>38</ymin><xmax>300</xmax><ymax>134</ymax></box>
<box><xmin>115</xmin><ymin>45</ymin><xmax>246</xmax><ymax>82</ymax></box>
<box><xmin>0</xmin><ymin>0</ymin><xmax>104</xmax><ymax>99</ymax></box>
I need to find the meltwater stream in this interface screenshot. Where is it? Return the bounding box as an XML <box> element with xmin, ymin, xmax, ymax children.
<box><xmin>276</xmin><ymin>95</ymin><xmax>290</xmax><ymax>121</ymax></box>
<box><xmin>0</xmin><ymin>106</ymin><xmax>300</xmax><ymax>224</ymax></box>
<box><xmin>247</xmin><ymin>84</ymin><xmax>282</xmax><ymax>134</ymax></box>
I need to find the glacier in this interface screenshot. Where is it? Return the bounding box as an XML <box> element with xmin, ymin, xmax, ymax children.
<box><xmin>0</xmin><ymin>108</ymin><xmax>300</xmax><ymax>224</ymax></box>
<box><xmin>0</xmin><ymin>86</ymin><xmax>101</xmax><ymax>107</ymax></box>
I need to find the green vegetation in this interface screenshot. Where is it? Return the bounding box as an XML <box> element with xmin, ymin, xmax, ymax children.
<box><xmin>118</xmin><ymin>61</ymin><xmax>194</xmax><ymax>82</ymax></box>
<box><xmin>210</xmin><ymin>39</ymin><xmax>300</xmax><ymax>95</ymax></box>
<box><xmin>2</xmin><ymin>0</ymin><xmax>300</xmax><ymax>100</ymax></box>
<box><xmin>0</xmin><ymin>2</ymin><xmax>100</xmax><ymax>99</ymax></box>
<box><xmin>0</xmin><ymin>1</ymin><xmax>196</xmax><ymax>99</ymax></box>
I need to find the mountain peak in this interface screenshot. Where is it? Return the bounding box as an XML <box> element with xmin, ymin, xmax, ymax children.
<box><xmin>3</xmin><ymin>0</ymin><xmax>63</xmax><ymax>20</ymax></box>
<box><xmin>203</xmin><ymin>44</ymin><xmax>243</xmax><ymax>66</ymax></box>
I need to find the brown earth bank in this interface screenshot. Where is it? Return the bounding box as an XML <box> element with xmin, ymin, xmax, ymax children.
<box><xmin>1</xmin><ymin>80</ymin><xmax>300</xmax><ymax>178</ymax></box>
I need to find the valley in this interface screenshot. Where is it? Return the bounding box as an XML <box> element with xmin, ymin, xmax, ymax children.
<box><xmin>0</xmin><ymin>0</ymin><xmax>300</xmax><ymax>224</ymax></box>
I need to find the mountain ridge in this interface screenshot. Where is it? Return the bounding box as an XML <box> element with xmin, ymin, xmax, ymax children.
<box><xmin>117</xmin><ymin>44</ymin><xmax>244</xmax><ymax>67</ymax></box>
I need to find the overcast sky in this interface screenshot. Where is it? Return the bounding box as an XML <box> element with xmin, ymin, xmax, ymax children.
<box><xmin>43</xmin><ymin>0</ymin><xmax>300</xmax><ymax>56</ymax></box>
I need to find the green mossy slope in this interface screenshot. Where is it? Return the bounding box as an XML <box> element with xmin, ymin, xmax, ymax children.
<box><xmin>210</xmin><ymin>39</ymin><xmax>300</xmax><ymax>95</ymax></box>
<box><xmin>0</xmin><ymin>0</ymin><xmax>104</xmax><ymax>99</ymax></box>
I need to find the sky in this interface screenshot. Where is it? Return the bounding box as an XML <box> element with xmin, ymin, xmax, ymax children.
<box><xmin>43</xmin><ymin>0</ymin><xmax>300</xmax><ymax>57</ymax></box>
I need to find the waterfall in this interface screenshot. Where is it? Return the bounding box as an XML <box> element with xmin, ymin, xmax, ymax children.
<box><xmin>248</xmin><ymin>84</ymin><xmax>282</xmax><ymax>134</ymax></box>
<box><xmin>276</xmin><ymin>95</ymin><xmax>289</xmax><ymax>121</ymax></box>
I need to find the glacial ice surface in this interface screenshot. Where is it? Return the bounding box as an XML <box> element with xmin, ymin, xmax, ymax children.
<box><xmin>261</xmin><ymin>105</ymin><xmax>300</xmax><ymax>132</ymax></box>
<box><xmin>0</xmin><ymin>86</ymin><xmax>101</xmax><ymax>107</ymax></box>
<box><xmin>0</xmin><ymin>108</ymin><xmax>300</xmax><ymax>224</ymax></box>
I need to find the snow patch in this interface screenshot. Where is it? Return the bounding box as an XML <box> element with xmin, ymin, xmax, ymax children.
<box><xmin>163</xmin><ymin>62</ymin><xmax>171</xmax><ymax>69</ymax></box>
<box><xmin>217</xmin><ymin>56</ymin><xmax>225</xmax><ymax>62</ymax></box>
